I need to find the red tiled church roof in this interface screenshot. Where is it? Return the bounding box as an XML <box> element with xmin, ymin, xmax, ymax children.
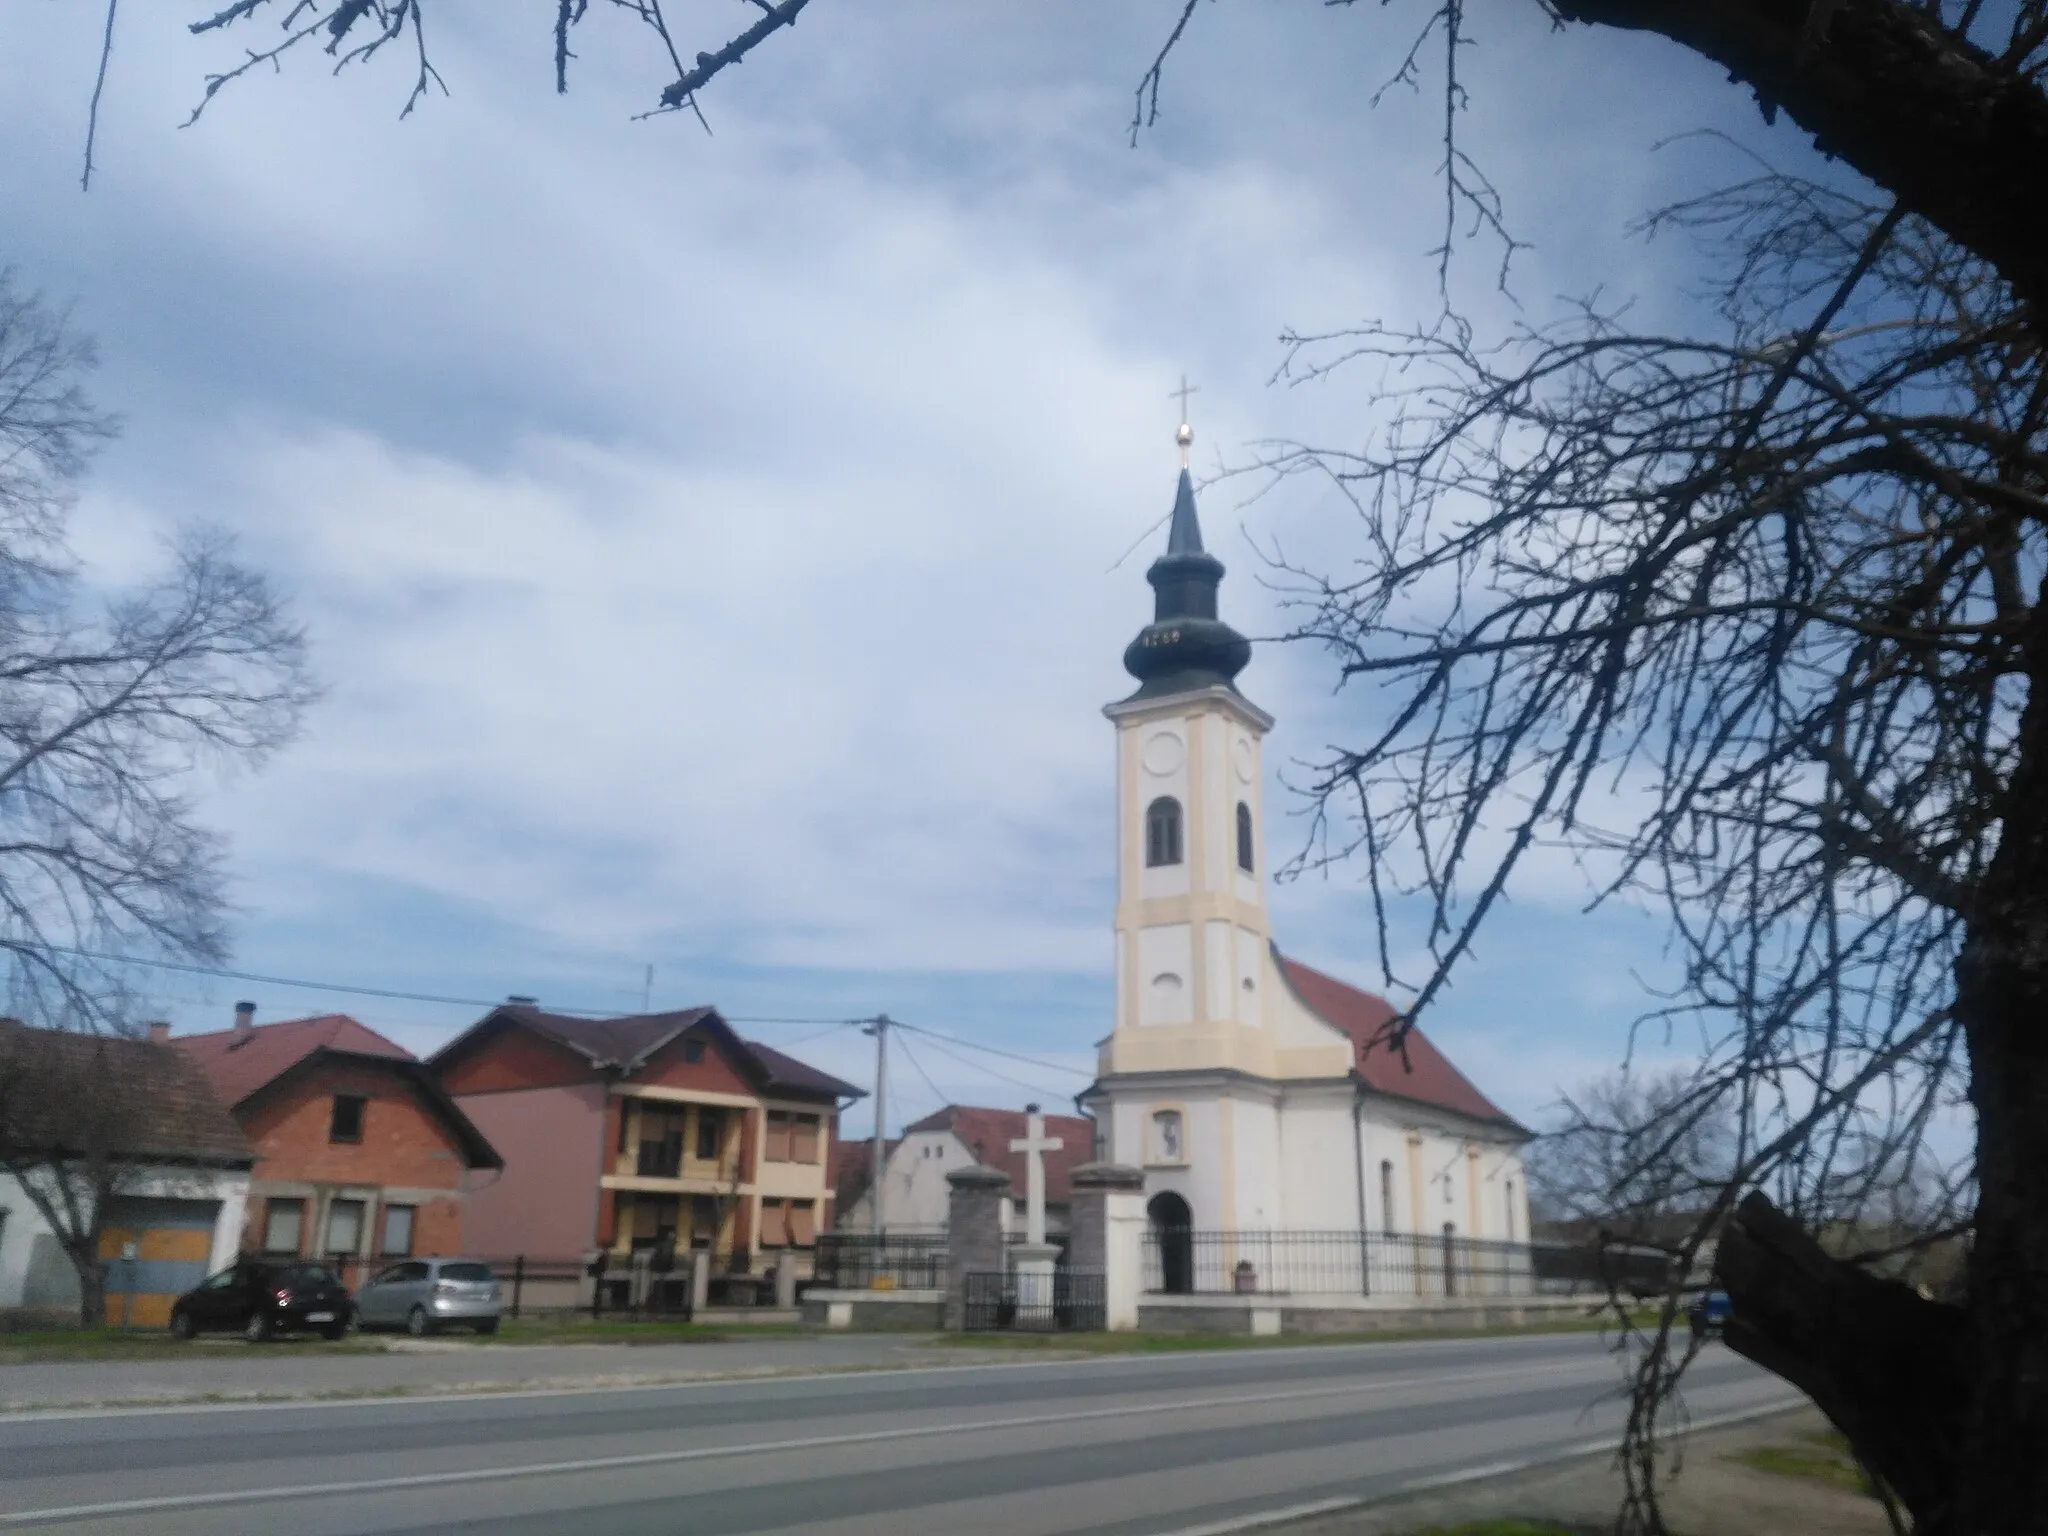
<box><xmin>904</xmin><ymin>1105</ymin><xmax>1097</xmax><ymax>1205</ymax></box>
<box><xmin>175</xmin><ymin>1013</ymin><xmax>415</xmax><ymax>1108</ymax></box>
<box><xmin>1275</xmin><ymin>953</ymin><xmax>1526</xmax><ymax>1134</ymax></box>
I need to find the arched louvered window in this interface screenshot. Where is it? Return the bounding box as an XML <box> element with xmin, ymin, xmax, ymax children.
<box><xmin>1236</xmin><ymin>802</ymin><xmax>1254</xmax><ymax>872</ymax></box>
<box><xmin>1145</xmin><ymin>797</ymin><xmax>1183</xmax><ymax>867</ymax></box>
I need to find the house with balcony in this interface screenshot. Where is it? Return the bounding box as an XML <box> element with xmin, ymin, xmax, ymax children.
<box><xmin>429</xmin><ymin>1002</ymin><xmax>862</xmax><ymax>1284</ymax></box>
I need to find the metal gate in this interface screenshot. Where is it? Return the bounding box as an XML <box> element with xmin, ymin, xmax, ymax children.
<box><xmin>961</xmin><ymin>1270</ymin><xmax>1106</xmax><ymax>1332</ymax></box>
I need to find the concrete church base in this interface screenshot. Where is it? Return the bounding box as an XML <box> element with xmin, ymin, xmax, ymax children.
<box><xmin>1136</xmin><ymin>1292</ymin><xmax>1601</xmax><ymax>1336</ymax></box>
<box><xmin>799</xmin><ymin>1289</ymin><xmax>946</xmax><ymax>1331</ymax></box>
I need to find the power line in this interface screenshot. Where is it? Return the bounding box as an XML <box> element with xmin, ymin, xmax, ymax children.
<box><xmin>12</xmin><ymin>942</ymin><xmax>861</xmax><ymax>1027</ymax></box>
<box><xmin>894</xmin><ymin>1019</ymin><xmax>1092</xmax><ymax>1079</ymax></box>
<box><xmin>908</xmin><ymin>1029</ymin><xmax>1077</xmax><ymax>1103</ymax></box>
<box><xmin>894</xmin><ymin>1031</ymin><xmax>950</xmax><ymax>1112</ymax></box>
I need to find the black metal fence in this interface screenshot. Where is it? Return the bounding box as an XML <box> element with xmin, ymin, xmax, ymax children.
<box><xmin>812</xmin><ymin>1232</ymin><xmax>949</xmax><ymax>1290</ymax></box>
<box><xmin>1142</xmin><ymin>1228</ymin><xmax>1673</xmax><ymax>1298</ymax></box>
<box><xmin>962</xmin><ymin>1270</ymin><xmax>1107</xmax><ymax>1331</ymax></box>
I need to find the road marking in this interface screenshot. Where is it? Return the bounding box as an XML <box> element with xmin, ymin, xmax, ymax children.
<box><xmin>0</xmin><ymin>1329</ymin><xmax>1615</xmax><ymax>1424</ymax></box>
<box><xmin>0</xmin><ymin>1360</ymin><xmax>1610</xmax><ymax>1525</ymax></box>
<box><xmin>1137</xmin><ymin>1396</ymin><xmax>1810</xmax><ymax>1536</ymax></box>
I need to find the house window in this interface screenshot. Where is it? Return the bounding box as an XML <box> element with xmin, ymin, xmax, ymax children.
<box><xmin>682</xmin><ymin>1039</ymin><xmax>705</xmax><ymax>1063</ymax></box>
<box><xmin>765</xmin><ymin>1111</ymin><xmax>792</xmax><ymax>1162</ymax></box>
<box><xmin>790</xmin><ymin>1113</ymin><xmax>821</xmax><ymax>1164</ymax></box>
<box><xmin>638</xmin><ymin>1106</ymin><xmax>686</xmax><ymax>1178</ymax></box>
<box><xmin>1152</xmin><ymin>1109</ymin><xmax>1184</xmax><ymax>1163</ymax></box>
<box><xmin>381</xmin><ymin>1205</ymin><xmax>415</xmax><ymax>1257</ymax></box>
<box><xmin>759</xmin><ymin>1198</ymin><xmax>790</xmax><ymax>1248</ymax></box>
<box><xmin>695</xmin><ymin>1107</ymin><xmax>724</xmax><ymax>1162</ymax></box>
<box><xmin>324</xmin><ymin>1198</ymin><xmax>365</xmax><ymax>1256</ymax></box>
<box><xmin>788</xmin><ymin>1199</ymin><xmax>816</xmax><ymax>1247</ymax></box>
<box><xmin>1145</xmin><ymin>797</ymin><xmax>1182</xmax><ymax>867</ymax></box>
<box><xmin>262</xmin><ymin>1198</ymin><xmax>304</xmax><ymax>1255</ymax></box>
<box><xmin>1379</xmin><ymin>1160</ymin><xmax>1396</xmax><ymax>1234</ymax></box>
<box><xmin>1236</xmin><ymin>802</ymin><xmax>1254</xmax><ymax>872</ymax></box>
<box><xmin>329</xmin><ymin>1094</ymin><xmax>366</xmax><ymax>1144</ymax></box>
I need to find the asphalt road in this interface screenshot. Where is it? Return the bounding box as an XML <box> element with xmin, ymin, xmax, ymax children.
<box><xmin>0</xmin><ymin>1334</ymin><xmax>1798</xmax><ymax>1536</ymax></box>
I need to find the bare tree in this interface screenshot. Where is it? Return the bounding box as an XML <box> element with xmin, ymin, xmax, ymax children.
<box><xmin>1246</xmin><ymin>153</ymin><xmax>2036</xmax><ymax>1531</ymax></box>
<box><xmin>1527</xmin><ymin>1068</ymin><xmax>1735</xmax><ymax>1234</ymax></box>
<box><xmin>0</xmin><ymin>271</ymin><xmax>317</xmax><ymax>1032</ymax></box>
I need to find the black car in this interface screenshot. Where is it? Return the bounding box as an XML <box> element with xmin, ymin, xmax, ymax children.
<box><xmin>169</xmin><ymin>1259</ymin><xmax>354</xmax><ymax>1342</ymax></box>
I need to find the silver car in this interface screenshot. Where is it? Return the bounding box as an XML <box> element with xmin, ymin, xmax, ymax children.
<box><xmin>354</xmin><ymin>1259</ymin><xmax>503</xmax><ymax>1336</ymax></box>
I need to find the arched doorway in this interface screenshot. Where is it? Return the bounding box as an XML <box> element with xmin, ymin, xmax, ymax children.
<box><xmin>1148</xmin><ymin>1191</ymin><xmax>1194</xmax><ymax>1295</ymax></box>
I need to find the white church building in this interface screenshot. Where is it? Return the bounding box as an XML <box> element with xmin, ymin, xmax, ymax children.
<box><xmin>1078</xmin><ymin>439</ymin><xmax>1532</xmax><ymax>1289</ymax></box>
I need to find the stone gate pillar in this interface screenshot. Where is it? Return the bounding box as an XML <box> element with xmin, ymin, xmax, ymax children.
<box><xmin>1068</xmin><ymin>1162</ymin><xmax>1147</xmax><ymax>1331</ymax></box>
<box><xmin>944</xmin><ymin>1164</ymin><xmax>1011</xmax><ymax>1331</ymax></box>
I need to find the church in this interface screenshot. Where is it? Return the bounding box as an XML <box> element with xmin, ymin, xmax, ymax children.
<box><xmin>1078</xmin><ymin>424</ymin><xmax>1532</xmax><ymax>1267</ymax></box>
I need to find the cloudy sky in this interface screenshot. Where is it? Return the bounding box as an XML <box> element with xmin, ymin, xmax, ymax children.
<box><xmin>0</xmin><ymin>2</ymin><xmax>1823</xmax><ymax>1134</ymax></box>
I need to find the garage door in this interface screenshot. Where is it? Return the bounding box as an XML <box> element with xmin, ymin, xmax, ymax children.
<box><xmin>98</xmin><ymin>1197</ymin><xmax>221</xmax><ymax>1329</ymax></box>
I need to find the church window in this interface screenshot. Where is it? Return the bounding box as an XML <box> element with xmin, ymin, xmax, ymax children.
<box><xmin>1145</xmin><ymin>797</ymin><xmax>1183</xmax><ymax>866</ymax></box>
<box><xmin>1504</xmin><ymin>1179</ymin><xmax>1516</xmax><ymax>1240</ymax></box>
<box><xmin>1153</xmin><ymin>1109</ymin><xmax>1184</xmax><ymax>1163</ymax></box>
<box><xmin>1236</xmin><ymin>802</ymin><xmax>1254</xmax><ymax>872</ymax></box>
<box><xmin>1379</xmin><ymin>1160</ymin><xmax>1396</xmax><ymax>1233</ymax></box>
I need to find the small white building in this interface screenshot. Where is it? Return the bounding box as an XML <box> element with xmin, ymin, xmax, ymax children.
<box><xmin>836</xmin><ymin>1104</ymin><xmax>1095</xmax><ymax>1238</ymax></box>
<box><xmin>0</xmin><ymin>1023</ymin><xmax>254</xmax><ymax>1325</ymax></box>
<box><xmin>1078</xmin><ymin>454</ymin><xmax>1532</xmax><ymax>1283</ymax></box>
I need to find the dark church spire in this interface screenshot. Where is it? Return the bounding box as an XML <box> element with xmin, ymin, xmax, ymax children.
<box><xmin>1121</xmin><ymin>414</ymin><xmax>1252</xmax><ymax>701</ymax></box>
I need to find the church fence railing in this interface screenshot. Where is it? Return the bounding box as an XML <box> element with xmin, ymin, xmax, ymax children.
<box><xmin>962</xmin><ymin>1269</ymin><xmax>1107</xmax><ymax>1332</ymax></box>
<box><xmin>812</xmin><ymin>1232</ymin><xmax>949</xmax><ymax>1290</ymax></box>
<box><xmin>1141</xmin><ymin>1229</ymin><xmax>1672</xmax><ymax>1299</ymax></box>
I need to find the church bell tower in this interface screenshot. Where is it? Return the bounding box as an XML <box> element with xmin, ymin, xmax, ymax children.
<box><xmin>1102</xmin><ymin>414</ymin><xmax>1278</xmax><ymax>1079</ymax></box>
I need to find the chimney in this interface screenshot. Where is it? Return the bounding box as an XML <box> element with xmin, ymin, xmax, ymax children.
<box><xmin>147</xmin><ymin>1021</ymin><xmax>171</xmax><ymax>1045</ymax></box>
<box><xmin>233</xmin><ymin>1001</ymin><xmax>256</xmax><ymax>1038</ymax></box>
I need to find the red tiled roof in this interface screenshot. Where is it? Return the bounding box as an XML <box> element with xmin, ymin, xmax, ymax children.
<box><xmin>1275</xmin><ymin>954</ymin><xmax>1525</xmax><ymax>1133</ymax></box>
<box><xmin>430</xmin><ymin>1004</ymin><xmax>864</xmax><ymax>1103</ymax></box>
<box><xmin>743</xmin><ymin>1039</ymin><xmax>866</xmax><ymax>1101</ymax></box>
<box><xmin>0</xmin><ymin>1021</ymin><xmax>254</xmax><ymax>1166</ymax></box>
<box><xmin>831</xmin><ymin>1137</ymin><xmax>897</xmax><ymax>1211</ymax></box>
<box><xmin>174</xmin><ymin>1013</ymin><xmax>414</xmax><ymax>1108</ymax></box>
<box><xmin>903</xmin><ymin>1105</ymin><xmax>1097</xmax><ymax>1205</ymax></box>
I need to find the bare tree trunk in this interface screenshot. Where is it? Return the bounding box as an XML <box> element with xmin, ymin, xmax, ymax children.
<box><xmin>1722</xmin><ymin>621</ymin><xmax>2048</xmax><ymax>1533</ymax></box>
<box><xmin>1719</xmin><ymin>1193</ymin><xmax>1968</xmax><ymax>1523</ymax></box>
<box><xmin>70</xmin><ymin>1245</ymin><xmax>107</xmax><ymax>1329</ymax></box>
<box><xmin>1951</xmin><ymin>615</ymin><xmax>2048</xmax><ymax>1534</ymax></box>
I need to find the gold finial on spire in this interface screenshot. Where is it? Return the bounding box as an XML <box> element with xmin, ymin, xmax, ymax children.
<box><xmin>1170</xmin><ymin>374</ymin><xmax>1198</xmax><ymax>469</ymax></box>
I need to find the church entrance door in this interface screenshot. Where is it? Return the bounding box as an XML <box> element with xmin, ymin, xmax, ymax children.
<box><xmin>1147</xmin><ymin>1192</ymin><xmax>1194</xmax><ymax>1294</ymax></box>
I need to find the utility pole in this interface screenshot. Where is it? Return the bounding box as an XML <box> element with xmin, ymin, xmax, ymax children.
<box><xmin>864</xmin><ymin>1015</ymin><xmax>891</xmax><ymax>1238</ymax></box>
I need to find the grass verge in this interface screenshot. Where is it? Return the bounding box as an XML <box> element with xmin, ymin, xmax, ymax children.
<box><xmin>1729</xmin><ymin>1430</ymin><xmax>1874</xmax><ymax>1496</ymax></box>
<box><xmin>924</xmin><ymin>1312</ymin><xmax>1637</xmax><ymax>1353</ymax></box>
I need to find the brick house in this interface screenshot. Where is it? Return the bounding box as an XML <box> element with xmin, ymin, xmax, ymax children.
<box><xmin>429</xmin><ymin>1002</ymin><xmax>862</xmax><ymax>1277</ymax></box>
<box><xmin>173</xmin><ymin>1004</ymin><xmax>502</xmax><ymax>1283</ymax></box>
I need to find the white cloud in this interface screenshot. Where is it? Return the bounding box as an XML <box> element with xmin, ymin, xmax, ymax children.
<box><xmin>0</xmin><ymin>0</ymin><xmax>1843</xmax><ymax>1111</ymax></box>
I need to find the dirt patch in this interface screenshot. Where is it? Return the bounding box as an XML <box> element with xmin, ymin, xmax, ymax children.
<box><xmin>1278</xmin><ymin>1408</ymin><xmax>1891</xmax><ymax>1536</ymax></box>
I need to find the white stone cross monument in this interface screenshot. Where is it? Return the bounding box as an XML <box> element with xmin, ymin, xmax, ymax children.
<box><xmin>1009</xmin><ymin>1104</ymin><xmax>1065</xmax><ymax>1321</ymax></box>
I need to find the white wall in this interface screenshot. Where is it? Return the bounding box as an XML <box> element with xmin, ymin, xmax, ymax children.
<box><xmin>840</xmin><ymin>1129</ymin><xmax>970</xmax><ymax>1232</ymax></box>
<box><xmin>0</xmin><ymin>1164</ymin><xmax>250</xmax><ymax>1310</ymax></box>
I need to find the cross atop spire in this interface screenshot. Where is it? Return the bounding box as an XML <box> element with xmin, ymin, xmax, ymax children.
<box><xmin>1170</xmin><ymin>374</ymin><xmax>1198</xmax><ymax>468</ymax></box>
